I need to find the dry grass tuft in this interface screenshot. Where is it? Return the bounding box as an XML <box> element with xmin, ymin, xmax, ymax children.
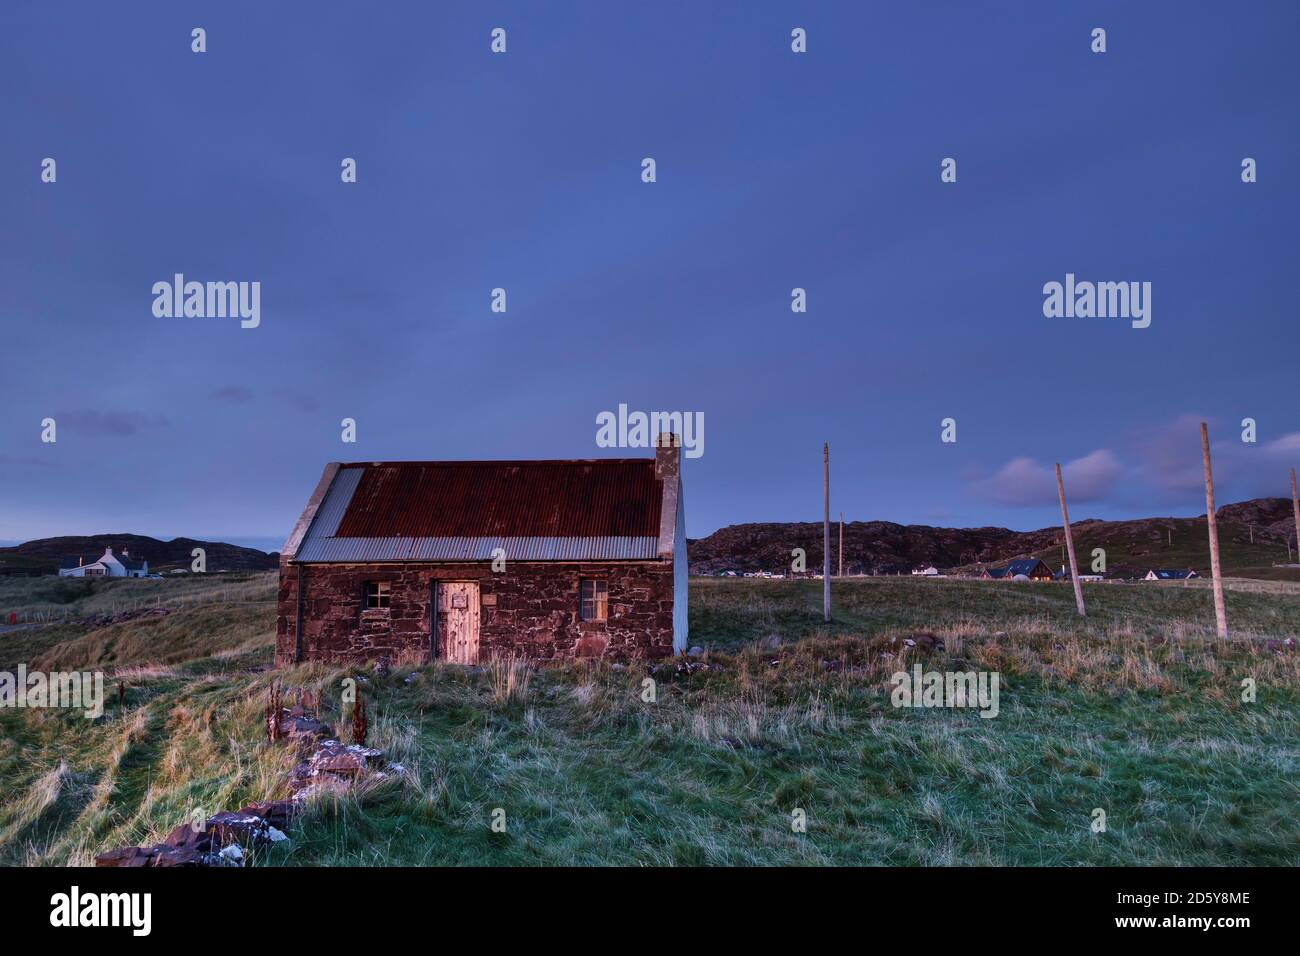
<box><xmin>487</xmin><ymin>654</ymin><xmax>532</xmax><ymax>706</ymax></box>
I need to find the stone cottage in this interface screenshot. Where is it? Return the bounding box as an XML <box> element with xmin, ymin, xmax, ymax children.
<box><xmin>275</xmin><ymin>437</ymin><xmax>686</xmax><ymax>666</ymax></box>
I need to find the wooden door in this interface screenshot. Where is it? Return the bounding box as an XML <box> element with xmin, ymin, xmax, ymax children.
<box><xmin>437</xmin><ymin>581</ymin><xmax>480</xmax><ymax>664</ymax></box>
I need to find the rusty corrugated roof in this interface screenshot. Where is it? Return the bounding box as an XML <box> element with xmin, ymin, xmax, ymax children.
<box><xmin>295</xmin><ymin>535</ymin><xmax>659</xmax><ymax>562</ymax></box>
<box><xmin>295</xmin><ymin>459</ymin><xmax>664</xmax><ymax>563</ymax></box>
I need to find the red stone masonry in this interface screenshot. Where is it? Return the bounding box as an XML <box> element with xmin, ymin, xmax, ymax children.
<box><xmin>274</xmin><ymin>557</ymin><xmax>674</xmax><ymax>666</ymax></box>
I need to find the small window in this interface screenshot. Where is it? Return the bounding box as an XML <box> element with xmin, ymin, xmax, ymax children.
<box><xmin>365</xmin><ymin>580</ymin><xmax>391</xmax><ymax>609</ymax></box>
<box><xmin>580</xmin><ymin>579</ymin><xmax>608</xmax><ymax>621</ymax></box>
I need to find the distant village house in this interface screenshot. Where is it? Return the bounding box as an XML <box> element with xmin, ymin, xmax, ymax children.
<box><xmin>984</xmin><ymin>558</ymin><xmax>1053</xmax><ymax>581</ymax></box>
<box><xmin>58</xmin><ymin>547</ymin><xmax>149</xmax><ymax>578</ymax></box>
<box><xmin>1144</xmin><ymin>568</ymin><xmax>1199</xmax><ymax>581</ymax></box>
<box><xmin>1055</xmin><ymin>567</ymin><xmax>1105</xmax><ymax>582</ymax></box>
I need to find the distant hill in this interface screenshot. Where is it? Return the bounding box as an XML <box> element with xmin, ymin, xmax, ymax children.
<box><xmin>0</xmin><ymin>534</ymin><xmax>279</xmax><ymax>574</ymax></box>
<box><xmin>688</xmin><ymin>497</ymin><xmax>1300</xmax><ymax>580</ymax></box>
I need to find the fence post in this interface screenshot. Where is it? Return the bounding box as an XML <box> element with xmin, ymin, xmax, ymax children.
<box><xmin>1055</xmin><ymin>463</ymin><xmax>1086</xmax><ymax>617</ymax></box>
<box><xmin>1200</xmin><ymin>423</ymin><xmax>1228</xmax><ymax>638</ymax></box>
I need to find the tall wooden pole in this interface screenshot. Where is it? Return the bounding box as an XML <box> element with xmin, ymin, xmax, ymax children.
<box><xmin>838</xmin><ymin>512</ymin><xmax>844</xmax><ymax>578</ymax></box>
<box><xmin>1200</xmin><ymin>423</ymin><xmax>1228</xmax><ymax>638</ymax></box>
<box><xmin>1055</xmin><ymin>463</ymin><xmax>1086</xmax><ymax>617</ymax></box>
<box><xmin>1291</xmin><ymin>468</ymin><xmax>1300</xmax><ymax>565</ymax></box>
<box><xmin>823</xmin><ymin>443</ymin><xmax>830</xmax><ymax>621</ymax></box>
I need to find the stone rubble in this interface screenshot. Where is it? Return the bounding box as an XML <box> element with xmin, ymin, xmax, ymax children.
<box><xmin>289</xmin><ymin>739</ymin><xmax>396</xmax><ymax>803</ymax></box>
<box><xmin>95</xmin><ymin>700</ymin><xmax>401</xmax><ymax>867</ymax></box>
<box><xmin>94</xmin><ymin>800</ymin><xmax>297</xmax><ymax>868</ymax></box>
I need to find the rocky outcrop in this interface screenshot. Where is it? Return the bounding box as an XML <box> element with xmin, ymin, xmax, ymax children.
<box><xmin>688</xmin><ymin>496</ymin><xmax>1300</xmax><ymax>577</ymax></box>
<box><xmin>1218</xmin><ymin>497</ymin><xmax>1295</xmax><ymax>537</ymax></box>
<box><xmin>688</xmin><ymin>520</ymin><xmax>1047</xmax><ymax>576</ymax></box>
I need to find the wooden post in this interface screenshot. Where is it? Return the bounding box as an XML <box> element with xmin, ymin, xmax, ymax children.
<box><xmin>1200</xmin><ymin>423</ymin><xmax>1228</xmax><ymax>638</ymax></box>
<box><xmin>838</xmin><ymin>512</ymin><xmax>844</xmax><ymax>578</ymax></box>
<box><xmin>1055</xmin><ymin>463</ymin><xmax>1086</xmax><ymax>617</ymax></box>
<box><xmin>823</xmin><ymin>443</ymin><xmax>831</xmax><ymax>622</ymax></box>
<box><xmin>1291</xmin><ymin>468</ymin><xmax>1300</xmax><ymax>564</ymax></box>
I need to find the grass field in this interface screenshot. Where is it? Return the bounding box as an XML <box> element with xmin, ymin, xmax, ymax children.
<box><xmin>1</xmin><ymin>573</ymin><xmax>1297</xmax><ymax>866</ymax></box>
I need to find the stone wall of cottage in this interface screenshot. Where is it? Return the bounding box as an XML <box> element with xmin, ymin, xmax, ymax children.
<box><xmin>275</xmin><ymin>556</ymin><xmax>674</xmax><ymax>667</ymax></box>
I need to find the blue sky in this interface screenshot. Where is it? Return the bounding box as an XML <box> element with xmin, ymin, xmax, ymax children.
<box><xmin>2</xmin><ymin>1</ymin><xmax>1298</xmax><ymax>550</ymax></box>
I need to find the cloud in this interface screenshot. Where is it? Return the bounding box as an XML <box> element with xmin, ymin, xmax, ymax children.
<box><xmin>56</xmin><ymin>410</ymin><xmax>168</xmax><ymax>437</ymax></box>
<box><xmin>1130</xmin><ymin>416</ymin><xmax>1300</xmax><ymax>502</ymax></box>
<box><xmin>1259</xmin><ymin>431</ymin><xmax>1300</xmax><ymax>462</ymax></box>
<box><xmin>211</xmin><ymin>385</ymin><xmax>254</xmax><ymax>403</ymax></box>
<box><xmin>1223</xmin><ymin>430</ymin><xmax>1300</xmax><ymax>499</ymax></box>
<box><xmin>971</xmin><ymin>449</ymin><xmax>1124</xmax><ymax>508</ymax></box>
<box><xmin>1129</xmin><ymin>414</ymin><xmax>1211</xmax><ymax>495</ymax></box>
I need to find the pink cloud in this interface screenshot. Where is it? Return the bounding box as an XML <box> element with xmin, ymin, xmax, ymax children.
<box><xmin>1130</xmin><ymin>416</ymin><xmax>1300</xmax><ymax>502</ymax></box>
<box><xmin>972</xmin><ymin>449</ymin><xmax>1123</xmax><ymax>508</ymax></box>
<box><xmin>1129</xmin><ymin>414</ymin><xmax>1212</xmax><ymax>494</ymax></box>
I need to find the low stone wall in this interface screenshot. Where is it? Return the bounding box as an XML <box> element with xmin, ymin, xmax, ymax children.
<box><xmin>95</xmin><ymin>801</ymin><xmax>294</xmax><ymax>868</ymax></box>
<box><xmin>95</xmin><ymin>701</ymin><xmax>400</xmax><ymax>867</ymax></box>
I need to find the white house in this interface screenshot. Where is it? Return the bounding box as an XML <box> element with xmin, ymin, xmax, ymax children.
<box><xmin>911</xmin><ymin>566</ymin><xmax>939</xmax><ymax>576</ymax></box>
<box><xmin>59</xmin><ymin>547</ymin><xmax>149</xmax><ymax>578</ymax></box>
